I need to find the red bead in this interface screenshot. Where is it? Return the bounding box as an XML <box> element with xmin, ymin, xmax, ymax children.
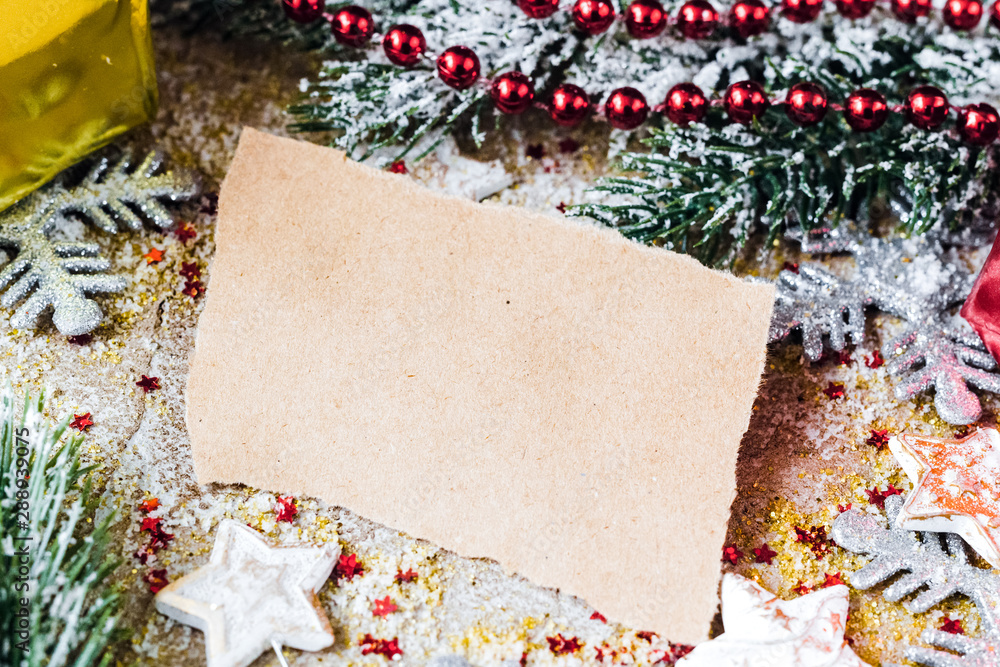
<box><xmin>991</xmin><ymin>0</ymin><xmax>1000</xmax><ymax>28</ymax></box>
<box><xmin>843</xmin><ymin>89</ymin><xmax>889</xmax><ymax>132</ymax></box>
<box><xmin>382</xmin><ymin>25</ymin><xmax>426</xmax><ymax>67</ymax></box>
<box><xmin>724</xmin><ymin>81</ymin><xmax>770</xmax><ymax>124</ymax></box>
<box><xmin>781</xmin><ymin>0</ymin><xmax>823</xmax><ymax>22</ymax></box>
<box><xmin>626</xmin><ymin>0</ymin><xmax>668</xmax><ymax>38</ymax></box>
<box><xmin>491</xmin><ymin>72</ymin><xmax>535</xmax><ymax>114</ymax></box>
<box><xmin>892</xmin><ymin>0</ymin><xmax>931</xmax><ymax>21</ymax></box>
<box><xmin>436</xmin><ymin>46</ymin><xmax>481</xmax><ymax>90</ymax></box>
<box><xmin>784</xmin><ymin>82</ymin><xmax>827</xmax><ymax>126</ymax></box>
<box><xmin>282</xmin><ymin>0</ymin><xmax>325</xmax><ymax>23</ymax></box>
<box><xmin>677</xmin><ymin>0</ymin><xmax>720</xmax><ymax>38</ymax></box>
<box><xmin>550</xmin><ymin>84</ymin><xmax>591</xmax><ymax>127</ymax></box>
<box><xmin>573</xmin><ymin>0</ymin><xmax>617</xmax><ymax>34</ymax></box>
<box><xmin>729</xmin><ymin>0</ymin><xmax>770</xmax><ymax>37</ymax></box>
<box><xmin>605</xmin><ymin>87</ymin><xmax>649</xmax><ymax>130</ymax></box>
<box><xmin>331</xmin><ymin>6</ymin><xmax>375</xmax><ymax>47</ymax></box>
<box><xmin>835</xmin><ymin>0</ymin><xmax>875</xmax><ymax>18</ymax></box>
<box><xmin>905</xmin><ymin>85</ymin><xmax>949</xmax><ymax>130</ymax></box>
<box><xmin>664</xmin><ymin>83</ymin><xmax>708</xmax><ymax>126</ymax></box>
<box><xmin>518</xmin><ymin>0</ymin><xmax>560</xmax><ymax>18</ymax></box>
<box><xmin>958</xmin><ymin>103</ymin><xmax>1000</xmax><ymax>145</ymax></box>
<box><xmin>944</xmin><ymin>0</ymin><xmax>983</xmax><ymax>29</ymax></box>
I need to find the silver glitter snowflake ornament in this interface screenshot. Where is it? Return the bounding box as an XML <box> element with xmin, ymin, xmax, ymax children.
<box><xmin>832</xmin><ymin>495</ymin><xmax>1000</xmax><ymax>666</ymax></box>
<box><xmin>882</xmin><ymin>319</ymin><xmax>1000</xmax><ymax>425</ymax></box>
<box><xmin>0</xmin><ymin>150</ymin><xmax>197</xmax><ymax>335</ymax></box>
<box><xmin>769</xmin><ymin>264</ymin><xmax>866</xmax><ymax>362</ymax></box>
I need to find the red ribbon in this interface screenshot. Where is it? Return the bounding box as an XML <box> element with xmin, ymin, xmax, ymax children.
<box><xmin>961</xmin><ymin>235</ymin><xmax>1000</xmax><ymax>362</ymax></box>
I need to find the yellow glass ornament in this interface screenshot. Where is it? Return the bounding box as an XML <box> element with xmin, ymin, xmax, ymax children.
<box><xmin>0</xmin><ymin>0</ymin><xmax>158</xmax><ymax>211</ymax></box>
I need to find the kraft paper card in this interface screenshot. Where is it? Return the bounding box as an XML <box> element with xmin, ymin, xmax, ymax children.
<box><xmin>186</xmin><ymin>128</ymin><xmax>775</xmax><ymax>643</ymax></box>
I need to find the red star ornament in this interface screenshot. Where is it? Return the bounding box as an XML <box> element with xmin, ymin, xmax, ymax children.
<box><xmin>70</xmin><ymin>413</ymin><xmax>94</xmax><ymax>431</ymax></box>
<box><xmin>889</xmin><ymin>427</ymin><xmax>1000</xmax><ymax>568</ymax></box>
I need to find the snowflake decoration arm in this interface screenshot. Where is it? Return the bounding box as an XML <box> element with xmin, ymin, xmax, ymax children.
<box><xmin>831</xmin><ymin>495</ymin><xmax>1000</xmax><ymax>666</ymax></box>
<box><xmin>882</xmin><ymin>320</ymin><xmax>1000</xmax><ymax>425</ymax></box>
<box><xmin>0</xmin><ymin>151</ymin><xmax>197</xmax><ymax>335</ymax></box>
<box><xmin>768</xmin><ymin>263</ymin><xmax>866</xmax><ymax>362</ymax></box>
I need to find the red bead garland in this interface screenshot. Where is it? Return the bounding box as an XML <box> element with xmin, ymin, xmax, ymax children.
<box><xmin>781</xmin><ymin>0</ymin><xmax>824</xmax><ymax>23</ymax></box>
<box><xmin>605</xmin><ymin>87</ymin><xmax>650</xmax><ymax>130</ymax></box>
<box><xmin>491</xmin><ymin>72</ymin><xmax>535</xmax><ymax>114</ymax></box>
<box><xmin>550</xmin><ymin>83</ymin><xmax>592</xmax><ymax>126</ymax></box>
<box><xmin>282</xmin><ymin>0</ymin><xmax>325</xmax><ymax>23</ymax></box>
<box><xmin>573</xmin><ymin>0</ymin><xmax>616</xmax><ymax>34</ymax></box>
<box><xmin>959</xmin><ymin>103</ymin><xmax>1000</xmax><ymax>146</ymax></box>
<box><xmin>625</xmin><ymin>0</ymin><xmax>668</xmax><ymax>38</ymax></box>
<box><xmin>844</xmin><ymin>89</ymin><xmax>888</xmax><ymax>132</ymax></box>
<box><xmin>665</xmin><ymin>83</ymin><xmax>708</xmax><ymax>126</ymax></box>
<box><xmin>785</xmin><ymin>82</ymin><xmax>828</xmax><ymax>126</ymax></box>
<box><xmin>835</xmin><ymin>0</ymin><xmax>876</xmax><ymax>19</ymax></box>
<box><xmin>677</xmin><ymin>0</ymin><xmax>721</xmax><ymax>38</ymax></box>
<box><xmin>725</xmin><ymin>81</ymin><xmax>769</xmax><ymax>124</ymax></box>
<box><xmin>729</xmin><ymin>0</ymin><xmax>770</xmax><ymax>36</ymax></box>
<box><xmin>892</xmin><ymin>0</ymin><xmax>932</xmax><ymax>21</ymax></box>
<box><xmin>436</xmin><ymin>46</ymin><xmax>481</xmax><ymax>90</ymax></box>
<box><xmin>906</xmin><ymin>85</ymin><xmax>949</xmax><ymax>130</ymax></box>
<box><xmin>519</xmin><ymin>0</ymin><xmax>561</xmax><ymax>18</ymax></box>
<box><xmin>943</xmin><ymin>0</ymin><xmax>983</xmax><ymax>29</ymax></box>
<box><xmin>331</xmin><ymin>5</ymin><xmax>375</xmax><ymax>47</ymax></box>
<box><xmin>382</xmin><ymin>24</ymin><xmax>426</xmax><ymax>67</ymax></box>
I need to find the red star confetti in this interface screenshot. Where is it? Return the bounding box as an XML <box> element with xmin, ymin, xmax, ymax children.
<box><xmin>182</xmin><ymin>279</ymin><xmax>203</xmax><ymax>298</ymax></box>
<box><xmin>335</xmin><ymin>553</ymin><xmax>364</xmax><ymax>581</ymax></box>
<box><xmin>722</xmin><ymin>543</ymin><xmax>743</xmax><ymax>564</ymax></box>
<box><xmin>556</xmin><ymin>202</ymin><xmax>567</xmax><ymax>214</ymax></box>
<box><xmin>180</xmin><ymin>261</ymin><xmax>201</xmax><ymax>279</ymax></box>
<box><xmin>136</xmin><ymin>375</ymin><xmax>160</xmax><ymax>393</ymax></box>
<box><xmin>636</xmin><ymin>631</ymin><xmax>656</xmax><ymax>642</ymax></box>
<box><xmin>865</xmin><ymin>350</ymin><xmax>885</xmax><ymax>369</ymax></box>
<box><xmin>547</xmin><ymin>634</ymin><xmax>583</xmax><ymax>655</ymax></box>
<box><xmin>67</xmin><ymin>334</ymin><xmax>92</xmax><ymax>345</ymax></box>
<box><xmin>143</xmin><ymin>247</ymin><xmax>164</xmax><ymax>264</ymax></box>
<box><xmin>753</xmin><ymin>542</ymin><xmax>778</xmax><ymax>564</ymax></box>
<box><xmin>133</xmin><ymin>543</ymin><xmax>159</xmax><ymax>565</ymax></box>
<box><xmin>837</xmin><ymin>349</ymin><xmax>853</xmax><ymax>366</ymax></box>
<box><xmin>141</xmin><ymin>516</ymin><xmax>163</xmax><ymax>533</ymax></box>
<box><xmin>941</xmin><ymin>617</ymin><xmax>965</xmax><ymax>634</ymax></box>
<box><xmin>360</xmin><ymin>634</ymin><xmax>402</xmax><ymax>659</ymax></box>
<box><xmin>139</xmin><ymin>498</ymin><xmax>160</xmax><ymax>513</ymax></box>
<box><xmin>275</xmin><ymin>495</ymin><xmax>298</xmax><ymax>523</ymax></box>
<box><xmin>823</xmin><ymin>382</ymin><xmax>845</xmax><ymax>399</ymax></box>
<box><xmin>865</xmin><ymin>483</ymin><xmax>903</xmax><ymax>510</ymax></box>
<box><xmin>526</xmin><ymin>144</ymin><xmax>545</xmax><ymax>160</ymax></box>
<box><xmin>867</xmin><ymin>429</ymin><xmax>890</xmax><ymax>450</ymax></box>
<box><xmin>70</xmin><ymin>413</ymin><xmax>93</xmax><ymax>431</ymax></box>
<box><xmin>782</xmin><ymin>261</ymin><xmax>800</xmax><ymax>274</ymax></box>
<box><xmin>395</xmin><ymin>568</ymin><xmax>418</xmax><ymax>584</ymax></box>
<box><xmin>175</xmin><ymin>223</ymin><xmax>197</xmax><ymax>243</ymax></box>
<box><xmin>590</xmin><ymin>611</ymin><xmax>607</xmax><ymax>623</ymax></box>
<box><xmin>837</xmin><ymin>503</ymin><xmax>852</xmax><ymax>513</ymax></box>
<box><xmin>793</xmin><ymin>581</ymin><xmax>813</xmax><ymax>595</ymax></box>
<box><xmin>144</xmin><ymin>568</ymin><xmax>169</xmax><ymax>593</ymax></box>
<box><xmin>558</xmin><ymin>138</ymin><xmax>580</xmax><ymax>153</ymax></box>
<box><xmin>388</xmin><ymin>160</ymin><xmax>407</xmax><ymax>174</ymax></box>
<box><xmin>669</xmin><ymin>644</ymin><xmax>694</xmax><ymax>661</ymax></box>
<box><xmin>793</xmin><ymin>525</ymin><xmax>831</xmax><ymax>559</ymax></box>
<box><xmin>373</xmin><ymin>596</ymin><xmax>398</xmax><ymax>617</ymax></box>
<box><xmin>822</xmin><ymin>572</ymin><xmax>846</xmax><ymax>588</ymax></box>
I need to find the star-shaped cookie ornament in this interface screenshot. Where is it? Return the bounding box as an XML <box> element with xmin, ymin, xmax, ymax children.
<box><xmin>677</xmin><ymin>574</ymin><xmax>868</xmax><ymax>667</ymax></box>
<box><xmin>889</xmin><ymin>427</ymin><xmax>1000</xmax><ymax>568</ymax></box>
<box><xmin>155</xmin><ymin>520</ymin><xmax>339</xmax><ymax>667</ymax></box>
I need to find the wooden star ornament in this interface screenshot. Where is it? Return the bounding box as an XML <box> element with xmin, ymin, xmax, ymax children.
<box><xmin>676</xmin><ymin>574</ymin><xmax>867</xmax><ymax>666</ymax></box>
<box><xmin>889</xmin><ymin>427</ymin><xmax>1000</xmax><ymax>568</ymax></box>
<box><xmin>155</xmin><ymin>520</ymin><xmax>339</xmax><ymax>667</ymax></box>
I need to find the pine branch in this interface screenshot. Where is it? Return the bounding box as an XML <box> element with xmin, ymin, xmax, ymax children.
<box><xmin>0</xmin><ymin>151</ymin><xmax>197</xmax><ymax>335</ymax></box>
<box><xmin>0</xmin><ymin>386</ymin><xmax>121</xmax><ymax>667</ymax></box>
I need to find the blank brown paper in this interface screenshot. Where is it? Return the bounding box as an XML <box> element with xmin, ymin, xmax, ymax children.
<box><xmin>186</xmin><ymin>128</ymin><xmax>775</xmax><ymax>643</ymax></box>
